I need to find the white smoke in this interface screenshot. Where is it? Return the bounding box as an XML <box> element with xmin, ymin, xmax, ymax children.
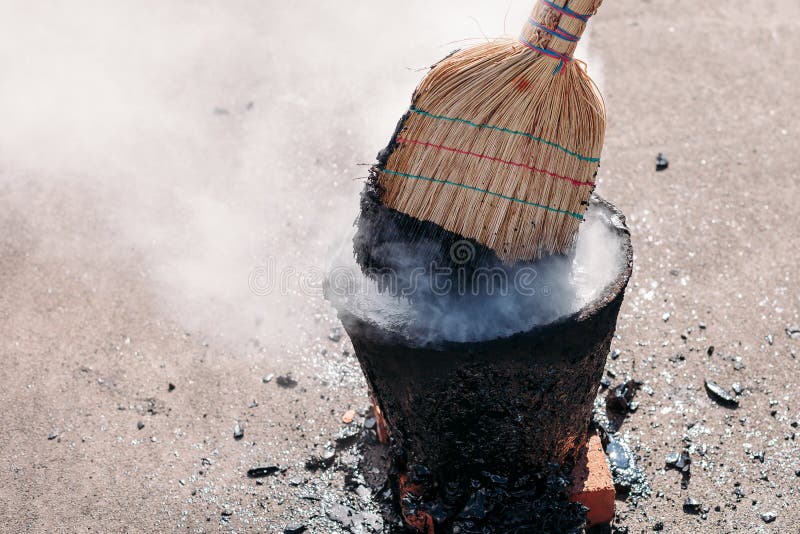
<box><xmin>327</xmin><ymin>203</ymin><xmax>626</xmax><ymax>345</ymax></box>
<box><xmin>0</xmin><ymin>1</ymin><xmax>603</xmax><ymax>348</ymax></box>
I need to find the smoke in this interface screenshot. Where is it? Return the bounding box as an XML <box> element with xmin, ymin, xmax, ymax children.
<box><xmin>327</xmin><ymin>203</ymin><xmax>626</xmax><ymax>345</ymax></box>
<box><xmin>0</xmin><ymin>1</ymin><xmax>602</xmax><ymax>348</ymax></box>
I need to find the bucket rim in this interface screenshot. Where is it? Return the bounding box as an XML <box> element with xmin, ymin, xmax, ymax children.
<box><xmin>336</xmin><ymin>194</ymin><xmax>633</xmax><ymax>352</ymax></box>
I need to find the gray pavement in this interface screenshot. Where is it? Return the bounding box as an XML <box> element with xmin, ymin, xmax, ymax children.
<box><xmin>1</xmin><ymin>1</ymin><xmax>799</xmax><ymax>532</ymax></box>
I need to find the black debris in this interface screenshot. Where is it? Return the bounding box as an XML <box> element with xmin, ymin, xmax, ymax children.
<box><xmin>761</xmin><ymin>511</ymin><xmax>777</xmax><ymax>523</ymax></box>
<box><xmin>606</xmin><ymin>379</ymin><xmax>642</xmax><ymax>414</ymax></box>
<box><xmin>334</xmin><ymin>425</ymin><xmax>360</xmax><ymax>449</ymax></box>
<box><xmin>168</xmin><ymin>383</ymin><xmax>176</xmax><ymax>392</ymax></box>
<box><xmin>284</xmin><ymin>524</ymin><xmax>306</xmax><ymax>534</ymax></box>
<box><xmin>665</xmin><ymin>449</ymin><xmax>692</xmax><ymax>488</ymax></box>
<box><xmin>669</xmin><ymin>353</ymin><xmax>686</xmax><ymax>363</ymax></box>
<box><xmin>137</xmin><ymin>421</ymin><xmax>145</xmax><ymax>430</ymax></box>
<box><xmin>705</xmin><ymin>379</ymin><xmax>739</xmax><ymax>407</ymax></box>
<box><xmin>655</xmin><ymin>153</ymin><xmax>669</xmax><ymax>171</ymax></box>
<box><xmin>388</xmin><ymin>462</ymin><xmax>588</xmax><ymax>532</ymax></box>
<box><xmin>305</xmin><ymin>449</ymin><xmax>335</xmax><ymax>471</ymax></box>
<box><xmin>247</xmin><ymin>465</ymin><xmax>280</xmax><ymax>478</ymax></box>
<box><xmin>683</xmin><ymin>497</ymin><xmax>702</xmax><ymax>514</ymax></box>
<box><xmin>406</xmin><ymin>464</ymin><xmax>432</xmax><ymax>484</ymax></box>
<box><xmin>605</xmin><ymin>437</ymin><xmax>649</xmax><ymax>496</ymax></box>
<box><xmin>276</xmin><ymin>375</ymin><xmax>298</xmax><ymax>389</ymax></box>
<box><xmin>459</xmin><ymin>488</ymin><xmax>489</xmax><ymax>519</ymax></box>
<box><xmin>665</xmin><ymin>451</ymin><xmax>682</xmax><ymax>469</ymax></box>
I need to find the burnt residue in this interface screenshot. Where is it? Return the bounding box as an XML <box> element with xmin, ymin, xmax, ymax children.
<box><xmin>593</xmin><ymin>375</ymin><xmax>651</xmax><ymax>500</ymax></box>
<box><xmin>604</xmin><ymin>378</ymin><xmax>643</xmax><ymax>430</ymax></box>
<box><xmin>343</xmin><ymin>289</ymin><xmax>624</xmax><ymax>484</ymax></box>
<box><xmin>592</xmin><ymin>411</ymin><xmax>650</xmax><ymax>500</ymax></box>
<box><xmin>352</xmin><ymin>109</ymin><xmax>514</xmax><ymax>295</ymax></box>
<box><xmin>246</xmin><ymin>465</ymin><xmax>281</xmax><ymax>478</ymax></box>
<box><xmin>357</xmin><ymin>428</ymin><xmax>588</xmax><ymax>533</ymax></box>
<box><xmin>606</xmin><ymin>379</ymin><xmax>642</xmax><ymax>415</ymax></box>
<box><xmin>339</xmin><ymin>197</ymin><xmax>633</xmax><ymax>527</ymax></box>
<box><xmin>603</xmin><ymin>436</ymin><xmax>649</xmax><ymax>499</ymax></box>
<box><xmin>353</xmin><ymin>176</ymin><xmax>511</xmax><ymax>297</ymax></box>
<box><xmin>665</xmin><ymin>449</ymin><xmax>692</xmax><ymax>489</ymax></box>
<box><xmin>370</xmin><ymin>441</ymin><xmax>622</xmax><ymax>527</ymax></box>
<box><xmin>403</xmin><ymin>464</ymin><xmax>588</xmax><ymax>532</ymax></box>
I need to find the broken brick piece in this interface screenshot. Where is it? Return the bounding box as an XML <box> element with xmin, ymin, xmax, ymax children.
<box><xmin>568</xmin><ymin>435</ymin><xmax>615</xmax><ymax>526</ymax></box>
<box><xmin>341</xmin><ymin>409</ymin><xmax>356</xmax><ymax>424</ymax></box>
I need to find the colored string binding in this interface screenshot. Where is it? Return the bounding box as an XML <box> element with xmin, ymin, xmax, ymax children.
<box><xmin>527</xmin><ymin>18</ymin><xmax>579</xmax><ymax>43</ymax></box>
<box><xmin>518</xmin><ymin>37</ymin><xmax>572</xmax><ymax>74</ymax></box>
<box><xmin>520</xmin><ymin>1</ymin><xmax>595</xmax><ymax>75</ymax></box>
<box><xmin>395</xmin><ymin>136</ymin><xmax>595</xmax><ymax>187</ymax></box>
<box><xmin>381</xmin><ymin>169</ymin><xmax>585</xmax><ymax>221</ymax></box>
<box><xmin>408</xmin><ymin>107</ymin><xmax>601</xmax><ymax>163</ymax></box>
<box><xmin>540</xmin><ymin>0</ymin><xmax>592</xmax><ymax>22</ymax></box>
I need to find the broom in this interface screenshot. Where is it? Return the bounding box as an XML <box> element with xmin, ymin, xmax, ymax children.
<box><xmin>354</xmin><ymin>0</ymin><xmax>605</xmax><ymax>293</ymax></box>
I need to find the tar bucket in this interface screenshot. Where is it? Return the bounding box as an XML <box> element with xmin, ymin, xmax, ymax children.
<box><xmin>333</xmin><ymin>196</ymin><xmax>632</xmax><ymax>485</ymax></box>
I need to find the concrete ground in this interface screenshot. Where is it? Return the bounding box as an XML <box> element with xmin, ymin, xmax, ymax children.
<box><xmin>1</xmin><ymin>0</ymin><xmax>799</xmax><ymax>532</ymax></box>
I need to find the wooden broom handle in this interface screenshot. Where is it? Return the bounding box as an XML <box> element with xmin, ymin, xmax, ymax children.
<box><xmin>520</xmin><ymin>0</ymin><xmax>603</xmax><ymax>58</ymax></box>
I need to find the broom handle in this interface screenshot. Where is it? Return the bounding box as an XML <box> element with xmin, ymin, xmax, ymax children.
<box><xmin>520</xmin><ymin>0</ymin><xmax>603</xmax><ymax>59</ymax></box>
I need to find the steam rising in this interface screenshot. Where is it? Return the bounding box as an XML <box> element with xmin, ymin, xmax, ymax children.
<box><xmin>0</xmin><ymin>2</ymin><xmax>600</xmax><ymax>346</ymax></box>
<box><xmin>327</xmin><ymin>203</ymin><xmax>626</xmax><ymax>345</ymax></box>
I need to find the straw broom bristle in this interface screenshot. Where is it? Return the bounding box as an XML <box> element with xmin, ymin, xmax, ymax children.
<box><xmin>364</xmin><ymin>0</ymin><xmax>605</xmax><ymax>265</ymax></box>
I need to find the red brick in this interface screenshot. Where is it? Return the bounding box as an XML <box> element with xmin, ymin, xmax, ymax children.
<box><xmin>569</xmin><ymin>435</ymin><xmax>615</xmax><ymax>526</ymax></box>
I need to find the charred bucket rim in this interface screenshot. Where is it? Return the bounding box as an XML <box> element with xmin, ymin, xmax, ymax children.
<box><xmin>339</xmin><ymin>194</ymin><xmax>633</xmax><ymax>352</ymax></box>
